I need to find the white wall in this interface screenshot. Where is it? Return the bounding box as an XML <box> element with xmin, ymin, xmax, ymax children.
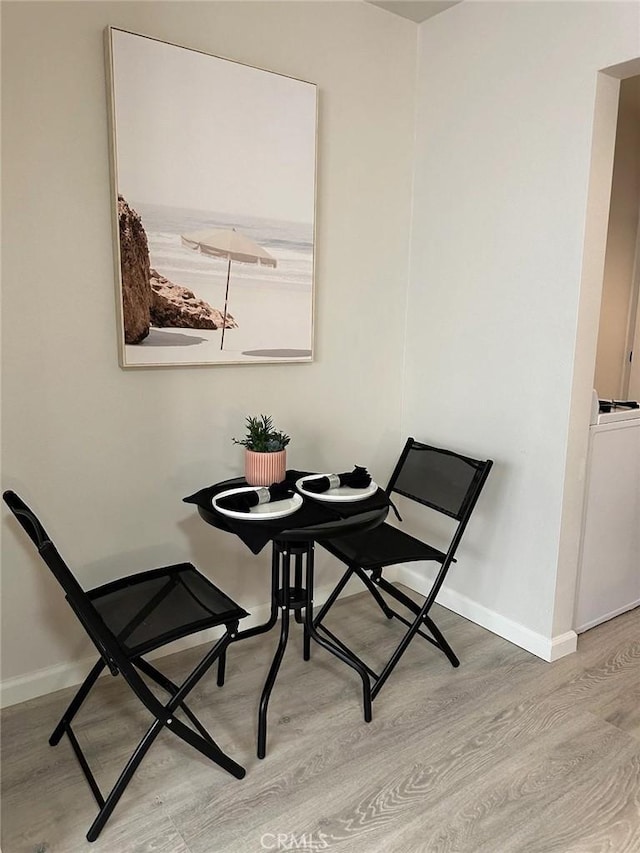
<box><xmin>5</xmin><ymin>0</ymin><xmax>639</xmax><ymax>705</ymax></box>
<box><xmin>594</xmin><ymin>75</ymin><xmax>640</xmax><ymax>399</ymax></box>
<box><xmin>1</xmin><ymin>1</ymin><xmax>416</xmax><ymax>702</ymax></box>
<box><xmin>405</xmin><ymin>1</ymin><xmax>640</xmax><ymax>654</ymax></box>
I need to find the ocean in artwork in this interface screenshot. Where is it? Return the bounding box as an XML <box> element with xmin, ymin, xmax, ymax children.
<box><xmin>126</xmin><ymin>201</ymin><xmax>314</xmax><ymax>364</ymax></box>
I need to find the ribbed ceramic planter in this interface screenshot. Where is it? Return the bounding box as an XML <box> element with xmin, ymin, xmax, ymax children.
<box><xmin>244</xmin><ymin>449</ymin><xmax>287</xmax><ymax>486</ymax></box>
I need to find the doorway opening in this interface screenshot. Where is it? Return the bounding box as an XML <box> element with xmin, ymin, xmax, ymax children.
<box><xmin>554</xmin><ymin>56</ymin><xmax>640</xmax><ymax>644</ymax></box>
<box><xmin>593</xmin><ymin>74</ymin><xmax>640</xmax><ymax>402</ymax></box>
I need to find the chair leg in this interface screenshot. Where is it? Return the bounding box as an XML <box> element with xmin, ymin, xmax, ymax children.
<box><xmin>357</xmin><ymin>569</ymin><xmax>394</xmax><ymax>619</ymax></box>
<box><xmin>371</xmin><ymin>598</ymin><xmax>446</xmax><ymax>701</ymax></box>
<box><xmin>49</xmin><ymin>659</ymin><xmax>106</xmax><ymax>746</ymax></box>
<box><xmin>133</xmin><ymin>658</ymin><xmax>223</xmax><ymax>749</ymax></box>
<box><xmin>166</xmin><ymin>715</ymin><xmax>245</xmax><ymax>779</ymax></box>
<box><xmin>134</xmin><ymin>635</ymin><xmax>243</xmax><ymax>769</ymax></box>
<box><xmin>85</xmin><ymin>641</ymin><xmax>246</xmax><ymax>841</ymax></box>
<box><xmin>217</xmin><ymin>647</ymin><xmax>227</xmax><ymax>686</ymax></box>
<box><xmin>87</xmin><ymin>712</ymin><xmax>245</xmax><ymax>844</ymax></box>
<box><xmin>312</xmin><ymin>565</ymin><xmax>354</xmax><ymax>627</ymax></box>
<box><xmin>86</xmin><ymin>720</ymin><xmax>163</xmax><ymax>842</ymax></box>
<box><xmin>422</xmin><ymin>613</ymin><xmax>459</xmax><ymax>667</ymax></box>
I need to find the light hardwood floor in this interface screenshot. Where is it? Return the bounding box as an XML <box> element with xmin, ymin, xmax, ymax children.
<box><xmin>2</xmin><ymin>591</ymin><xmax>639</xmax><ymax>852</ymax></box>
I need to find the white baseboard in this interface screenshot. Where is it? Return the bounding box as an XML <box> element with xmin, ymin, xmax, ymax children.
<box><xmin>393</xmin><ymin>564</ymin><xmax>577</xmax><ymax>663</ymax></box>
<box><xmin>1</xmin><ymin>584</ymin><xmax>337</xmax><ymax>709</ymax></box>
<box><xmin>575</xmin><ymin>598</ymin><xmax>640</xmax><ymax>634</ymax></box>
<box><xmin>0</xmin><ymin>623</ymin><xmax>229</xmax><ymax>709</ymax></box>
<box><xmin>549</xmin><ymin>630</ymin><xmax>579</xmax><ymax>660</ymax></box>
<box><xmin>1</xmin><ymin>571</ymin><xmax>580</xmax><ymax>708</ymax></box>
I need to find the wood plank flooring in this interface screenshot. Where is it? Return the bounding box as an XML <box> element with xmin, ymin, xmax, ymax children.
<box><xmin>1</xmin><ymin>590</ymin><xmax>639</xmax><ymax>852</ymax></box>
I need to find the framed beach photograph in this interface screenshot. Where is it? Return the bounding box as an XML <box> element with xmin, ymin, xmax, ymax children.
<box><xmin>105</xmin><ymin>28</ymin><xmax>317</xmax><ymax>367</ymax></box>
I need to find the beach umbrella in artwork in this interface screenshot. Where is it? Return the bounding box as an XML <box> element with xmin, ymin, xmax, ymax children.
<box><xmin>181</xmin><ymin>228</ymin><xmax>277</xmax><ymax>350</ymax></box>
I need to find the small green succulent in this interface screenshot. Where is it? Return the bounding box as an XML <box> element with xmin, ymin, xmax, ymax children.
<box><xmin>233</xmin><ymin>414</ymin><xmax>290</xmax><ymax>453</ymax></box>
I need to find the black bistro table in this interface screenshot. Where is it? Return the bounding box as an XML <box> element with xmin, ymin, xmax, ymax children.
<box><xmin>184</xmin><ymin>471</ymin><xmax>389</xmax><ymax>758</ymax></box>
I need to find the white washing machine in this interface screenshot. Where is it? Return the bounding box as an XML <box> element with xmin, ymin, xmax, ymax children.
<box><xmin>574</xmin><ymin>393</ymin><xmax>640</xmax><ymax>632</ymax></box>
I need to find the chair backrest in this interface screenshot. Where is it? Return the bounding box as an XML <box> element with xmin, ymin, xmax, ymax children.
<box><xmin>3</xmin><ymin>490</ymin><xmax>122</xmax><ymax>674</ymax></box>
<box><xmin>388</xmin><ymin>438</ymin><xmax>493</xmax><ymax>526</ymax></box>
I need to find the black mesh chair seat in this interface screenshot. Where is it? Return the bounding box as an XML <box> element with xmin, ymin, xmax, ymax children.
<box><xmin>322</xmin><ymin>525</ymin><xmax>446</xmax><ymax>571</ymax></box>
<box><xmin>88</xmin><ymin>563</ymin><xmax>248</xmax><ymax>657</ymax></box>
<box><xmin>313</xmin><ymin>438</ymin><xmax>492</xmax><ymax>703</ymax></box>
<box><xmin>3</xmin><ymin>491</ymin><xmax>248</xmax><ymax>843</ymax></box>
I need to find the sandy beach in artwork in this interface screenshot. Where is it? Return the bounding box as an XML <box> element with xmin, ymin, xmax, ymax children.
<box><xmin>124</xmin><ymin>202</ymin><xmax>314</xmax><ymax>366</ymax></box>
<box><xmin>128</xmin><ymin>274</ymin><xmax>313</xmax><ymax>365</ymax></box>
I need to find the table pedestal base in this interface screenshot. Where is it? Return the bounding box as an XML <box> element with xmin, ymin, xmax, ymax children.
<box><xmin>231</xmin><ymin>539</ymin><xmax>372</xmax><ymax>758</ymax></box>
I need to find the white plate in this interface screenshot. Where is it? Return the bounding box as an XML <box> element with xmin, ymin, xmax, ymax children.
<box><xmin>212</xmin><ymin>487</ymin><xmax>303</xmax><ymax>521</ymax></box>
<box><xmin>295</xmin><ymin>475</ymin><xmax>378</xmax><ymax>503</ymax></box>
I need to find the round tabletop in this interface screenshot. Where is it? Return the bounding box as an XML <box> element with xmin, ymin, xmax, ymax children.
<box><xmin>191</xmin><ymin>474</ymin><xmax>390</xmax><ymax>551</ymax></box>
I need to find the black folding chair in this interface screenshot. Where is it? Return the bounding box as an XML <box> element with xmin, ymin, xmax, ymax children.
<box><xmin>3</xmin><ymin>490</ymin><xmax>249</xmax><ymax>842</ymax></box>
<box><xmin>313</xmin><ymin>438</ymin><xmax>493</xmax><ymax>702</ymax></box>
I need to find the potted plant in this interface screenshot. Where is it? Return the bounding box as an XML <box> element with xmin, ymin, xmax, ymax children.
<box><xmin>233</xmin><ymin>414</ymin><xmax>291</xmax><ymax>486</ymax></box>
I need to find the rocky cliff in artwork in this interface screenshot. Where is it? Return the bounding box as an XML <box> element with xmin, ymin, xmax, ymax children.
<box><xmin>150</xmin><ymin>270</ymin><xmax>236</xmax><ymax>330</ymax></box>
<box><xmin>118</xmin><ymin>195</ymin><xmax>151</xmax><ymax>344</ymax></box>
<box><xmin>117</xmin><ymin>195</ymin><xmax>235</xmax><ymax>343</ymax></box>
